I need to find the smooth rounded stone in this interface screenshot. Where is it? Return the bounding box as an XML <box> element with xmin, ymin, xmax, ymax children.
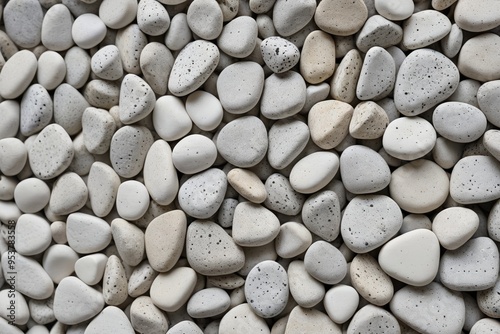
<box><xmin>66</xmin><ymin>212</ymin><xmax>112</xmax><ymax>254</ymax></box>
<box><xmin>250</xmin><ymin>0</ymin><xmax>274</xmax><ymax>14</ymax></box>
<box><xmin>49</xmin><ymin>172</ymin><xmax>88</xmax><ymax>215</ymax></box>
<box><xmin>187</xmin><ymin>220</ymin><xmax>245</xmax><ymax>275</ymax></box>
<box><xmin>150</xmin><ymin>266</ymin><xmax>197</xmax><ymax>312</ymax></box>
<box><xmin>186</xmin><ymin>0</ymin><xmax>222</xmax><ymax>40</ymax></box>
<box><xmin>448</xmin><ymin>79</ymin><xmax>481</xmax><ymax>108</ymax></box>
<box><xmin>119</xmin><ymin>74</ymin><xmax>155</xmax><ymax>124</ymax></box>
<box><xmin>264</xmin><ymin>173</ymin><xmax>306</xmax><ymax>216</ymax></box>
<box><xmin>66</xmin><ymin>134</ymin><xmax>93</xmax><ymax>176</ymax></box>
<box><xmin>383</xmin><ymin>116</ymin><xmax>436</xmax><ymax>160</ymax></box>
<box><xmin>90</xmin><ymin>45</ymin><xmax>123</xmax><ymax>81</ymax></box>
<box><xmin>41</xmin><ymin>4</ymin><xmax>73</xmax><ymax>51</ymax></box>
<box><xmin>351</xmin><ymin>254</ymin><xmax>394</xmax><ymax>306</ymax></box>
<box><xmin>172</xmin><ymin>134</ymin><xmax>217</xmax><ymax>175</ymax></box>
<box><xmin>83</xmin><ymin>79</ymin><xmax>120</xmax><ymax>109</ymax></box>
<box><xmin>239</xmin><ymin>242</ymin><xmax>277</xmax><ymax>277</ymax></box>
<box><xmin>439</xmin><ymin>237</ymin><xmax>499</xmax><ymax>291</ymax></box>
<box><xmin>0</xmin><ymin>50</ymin><xmax>37</xmax><ymax>100</ymax></box>
<box><xmin>53</xmin><ymin>84</ymin><xmax>90</xmax><ymax>136</ymax></box>
<box><xmin>374</xmin><ymin>0</ymin><xmax>414</xmax><ymax>20</ymax></box>
<box><xmin>290</xmin><ymin>152</ymin><xmax>339</xmax><ymax>194</ymax></box>
<box><xmin>15</xmin><ymin>214</ymin><xmax>51</xmax><ymax>256</ymax></box>
<box><xmin>341</xmin><ymin>195</ymin><xmax>402</xmax><ymax>253</ymax></box>
<box><xmin>87</xmin><ymin>162</ymin><xmax>120</xmax><ymax>217</ymax></box>
<box><xmin>455</xmin><ymin>0</ymin><xmax>500</xmax><ymax>32</ymax></box>
<box><xmin>4</xmin><ymin>0</ymin><xmax>43</xmax><ymax>48</ymax></box>
<box><xmin>300</xmin><ymin>30</ymin><xmax>336</xmax><ymax>84</ymax></box>
<box><xmin>85</xmin><ymin>306</ymin><xmax>134</xmax><ymax>334</ymax></box>
<box><xmin>128</xmin><ymin>260</ymin><xmax>158</xmax><ymax>297</ymax></box>
<box><xmin>218</xmin><ymin>198</ymin><xmax>238</xmax><ymax>228</ymax></box>
<box><xmin>330</xmin><ymin>49</ymin><xmax>362</xmax><ymax>103</ymax></box>
<box><xmin>441</xmin><ymin>23</ymin><xmax>463</xmax><ymax>59</ymax></box>
<box><xmin>470</xmin><ymin>318</ymin><xmax>500</xmax><ymax>334</ymax></box>
<box><xmin>432</xmin><ymin>207</ymin><xmax>479</xmax><ymax>250</ymax></box>
<box><xmin>433</xmin><ymin>102</ymin><xmax>487</xmax><ymax>143</ymax></box>
<box><xmin>216</xmin><ymin>116</ymin><xmax>268</xmax><ymax>168</ymax></box>
<box><xmin>102</xmin><ymin>255</ymin><xmax>128</xmax><ymax>306</ymax></box>
<box><xmin>137</xmin><ymin>0</ymin><xmax>170</xmax><ymax>36</ymax></box>
<box><xmin>130</xmin><ymin>296</ymin><xmax>169</xmax><ymax>334</ymax></box>
<box><xmin>110</xmin><ymin>126</ymin><xmax>153</xmax><ymax>178</ymax></box>
<box><xmin>167</xmin><ymin>321</ymin><xmax>203</xmax><ymax>334</ymax></box>
<box><xmin>302</xmin><ymin>190</ymin><xmax>341</xmax><ymax>241</ymax></box>
<box><xmin>74</xmin><ymin>253</ymin><xmax>108</xmax><ymax>286</ymax></box>
<box><xmin>260</xmin><ymin>71</ymin><xmax>306</xmax><ymax>120</ymax></box>
<box><xmin>51</xmin><ymin>221</ymin><xmax>68</xmax><ymax>244</ymax></box>
<box><xmin>402</xmin><ymin>10</ymin><xmax>451</xmax><ymax>50</ymax></box>
<box><xmin>0</xmin><ymin>138</ymin><xmax>27</xmax><ymax>176</ymax></box>
<box><xmin>227</xmin><ymin>168</ymin><xmax>267</xmax><ymax>203</ymax></box>
<box><xmin>64</xmin><ymin>46</ymin><xmax>91</xmax><ymax>90</ymax></box>
<box><xmin>286</xmin><ymin>306</ymin><xmax>342</xmax><ymax>334</ymax></box>
<box><xmin>232</xmin><ymin>202</ymin><xmax>280</xmax><ymax>247</ymax></box>
<box><xmin>28</xmin><ymin>124</ymin><xmax>74</xmax><ymax>180</ymax></box>
<box><xmin>99</xmin><ymin>0</ymin><xmax>137</xmax><ymax>29</ymax></box>
<box><xmin>53</xmin><ymin>276</ymin><xmax>104</xmax><ymax>325</ymax></box>
<box><xmin>478</xmin><ymin>276</ymin><xmax>500</xmax><ymax>318</ymax></box>
<box><xmin>478</xmin><ymin>80</ymin><xmax>500</xmax><ymax>127</ymax></box>
<box><xmin>0</xmin><ymin>318</ymin><xmax>24</xmax><ymax>334</ymax></box>
<box><xmin>116</xmin><ymin>181</ymin><xmax>150</xmax><ymax>221</ymax></box>
<box><xmin>462</xmin><ymin>293</ymin><xmax>485</xmax><ymax>332</ymax></box>
<box><xmin>20</xmin><ymin>84</ymin><xmax>53</xmax><ymax>136</ymax></box>
<box><xmin>485</xmin><ymin>130</ymin><xmax>500</xmax><ymax>163</ymax></box>
<box><xmin>218</xmin><ymin>16</ymin><xmax>257</xmax><ymax>58</ymax></box>
<box><xmin>304</xmin><ymin>241</ymin><xmax>346</xmax><ymax>285</ymax></box>
<box><xmin>267</xmin><ymin>118</ymin><xmax>309</xmax><ymax>170</ymax></box>
<box><xmin>0</xmin><ymin>201</ymin><xmax>22</xmax><ymax>224</ymax></box>
<box><xmin>185</xmin><ymin>91</ymin><xmax>222</xmax><ymax>131</ymax></box>
<box><xmin>187</xmin><ymin>288</ymin><xmax>230</xmax><ymax>318</ymax></box>
<box><xmin>0</xmin><ymin>290</ymin><xmax>27</xmax><ymax>325</ymax></box>
<box><xmin>42</xmin><ymin>244</ymin><xmax>79</xmax><ymax>284</ymax></box>
<box><xmin>178</xmin><ymin>168</ymin><xmax>227</xmax><ymax>219</ymax></box>
<box><xmin>356</xmin><ymin>47</ymin><xmax>395</xmax><ymax>101</ymax></box>
<box><xmin>168</xmin><ymin>40</ymin><xmax>219</xmax><ymax>97</ymax></box>
<box><xmin>165</xmin><ymin>13</ymin><xmax>192</xmax><ymax>51</ymax></box>
<box><xmin>115</xmin><ymin>24</ymin><xmax>148</xmax><ymax>75</ymax></box>
<box><xmin>379</xmin><ymin>228</ymin><xmax>440</xmax><ymax>286</ymax></box>
<box><xmin>459</xmin><ymin>33</ymin><xmax>500</xmax><ymax>82</ymax></box>
<box><xmin>395</xmin><ymin>49</ymin><xmax>459</xmax><ymax>116</ymax></box>
<box><xmin>37</xmin><ymin>51</ymin><xmax>66</xmax><ymax>91</ymax></box>
<box><xmin>288</xmin><ymin>260</ymin><xmax>325</xmax><ymax>308</ymax></box>
<box><xmin>450</xmin><ymin>156</ymin><xmax>500</xmax><ymax>204</ymax></box>
<box><xmin>309</xmin><ymin>100</ymin><xmax>354</xmax><ymax>149</ymax></box>
<box><xmin>301</xmin><ymin>82</ymin><xmax>330</xmax><ymax>114</ymax></box>
<box><xmin>260</xmin><ymin>37</ymin><xmax>300</xmax><ymax>74</ymax></box>
<box><xmin>347</xmin><ymin>304</ymin><xmax>399</xmax><ymax>334</ymax></box>
<box><xmin>315</xmin><ymin>0</ymin><xmax>368</xmax><ymax>36</ymax></box>
<box><xmin>219</xmin><ymin>303</ymin><xmax>270</xmax><ymax>334</ymax></box>
<box><xmin>71</xmin><ymin>13</ymin><xmax>106</xmax><ymax>49</ymax></box>
<box><xmin>143</xmin><ymin>141</ymin><xmax>178</xmax><ymax>206</ymax></box>
<box><xmin>275</xmin><ymin>222</ymin><xmax>312</xmax><ymax>258</ymax></box>
<box><xmin>0</xmin><ymin>101</ymin><xmax>20</xmax><ymax>140</ymax></box>
<box><xmin>324</xmin><ymin>285</ymin><xmax>359</xmax><ymax>324</ymax></box>
<box><xmin>207</xmin><ymin>274</ymin><xmax>245</xmax><ymax>289</ymax></box>
<box><xmin>145</xmin><ymin>210</ymin><xmax>186</xmax><ymax>272</ymax></box>
<box><xmin>356</xmin><ymin>15</ymin><xmax>403</xmax><ymax>53</ymax></box>
<box><xmin>0</xmin><ymin>176</ymin><xmax>16</xmax><ymax>201</ymax></box>
<box><xmin>140</xmin><ymin>43</ymin><xmax>174</xmax><ymax>96</ymax></box>
<box><xmin>390</xmin><ymin>159</ymin><xmax>449</xmax><ymax>213</ymax></box>
<box><xmin>81</xmin><ymin>107</ymin><xmax>115</xmax><ymax>155</ymax></box>
<box><xmin>432</xmin><ymin>137</ymin><xmax>464</xmax><ymax>169</ymax></box>
<box><xmin>390</xmin><ymin>282</ymin><xmax>465</xmax><ymax>333</ymax></box>
<box><xmin>153</xmin><ymin>95</ymin><xmax>192</xmax><ymax>141</ymax></box>
<box><xmin>272</xmin><ymin>0</ymin><xmax>315</xmax><ymax>37</ymax></box>
<box><xmin>349</xmin><ymin>102</ymin><xmax>389</xmax><ymax>140</ymax></box>
<box><xmin>340</xmin><ymin>145</ymin><xmax>390</xmax><ymax>194</ymax></box>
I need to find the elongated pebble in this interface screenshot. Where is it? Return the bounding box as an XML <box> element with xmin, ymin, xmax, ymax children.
<box><xmin>102</xmin><ymin>255</ymin><xmax>128</xmax><ymax>306</ymax></box>
<box><xmin>260</xmin><ymin>71</ymin><xmax>306</xmax><ymax>120</ymax></box>
<box><xmin>219</xmin><ymin>303</ymin><xmax>270</xmax><ymax>334</ymax></box>
<box><xmin>110</xmin><ymin>126</ymin><xmax>154</xmax><ymax>178</ymax></box>
<box><xmin>264</xmin><ymin>173</ymin><xmax>306</xmax><ymax>216</ymax></box>
<box><xmin>41</xmin><ymin>4</ymin><xmax>74</xmax><ymax>51</ymax></box>
<box><xmin>0</xmin><ymin>50</ymin><xmax>37</xmax><ymax>99</ymax></box>
<box><xmin>87</xmin><ymin>162</ymin><xmax>120</xmax><ymax>217</ymax></box>
<box><xmin>49</xmin><ymin>172</ymin><xmax>88</xmax><ymax>215</ymax></box>
<box><xmin>290</xmin><ymin>152</ymin><xmax>339</xmax><ymax>194</ymax></box>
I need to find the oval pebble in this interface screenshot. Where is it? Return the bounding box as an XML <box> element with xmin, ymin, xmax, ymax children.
<box><xmin>315</xmin><ymin>0</ymin><xmax>368</xmax><ymax>36</ymax></box>
<box><xmin>301</xmin><ymin>190</ymin><xmax>341</xmax><ymax>241</ymax></box>
<box><xmin>15</xmin><ymin>214</ymin><xmax>52</xmax><ymax>256</ymax></box>
<box><xmin>402</xmin><ymin>10</ymin><xmax>451</xmax><ymax>50</ymax></box>
<box><xmin>153</xmin><ymin>95</ymin><xmax>192</xmax><ymax>141</ymax></box>
<box><xmin>288</xmin><ymin>260</ymin><xmax>325</xmax><ymax>308</ymax></box>
<box><xmin>260</xmin><ymin>71</ymin><xmax>306</xmax><ymax>120</ymax></box>
<box><xmin>275</xmin><ymin>221</ymin><xmax>312</xmax><ymax>258</ymax></box>
<box><xmin>432</xmin><ymin>207</ymin><xmax>479</xmax><ymax>250</ymax></box>
<box><xmin>4</xmin><ymin>0</ymin><xmax>43</xmax><ymax>48</ymax></box>
<box><xmin>0</xmin><ymin>290</ymin><xmax>29</xmax><ymax>325</ymax></box>
<box><xmin>140</xmin><ymin>42</ymin><xmax>174</xmax><ymax>96</ymax></box>
<box><xmin>99</xmin><ymin>0</ymin><xmax>137</xmax><ymax>29</ymax></box>
<box><xmin>0</xmin><ymin>101</ymin><xmax>20</xmax><ymax>140</ymax></box>
<box><xmin>374</xmin><ymin>0</ymin><xmax>414</xmax><ymax>20</ymax></box>
<box><xmin>137</xmin><ymin>0</ymin><xmax>170</xmax><ymax>36</ymax></box>
<box><xmin>71</xmin><ymin>13</ymin><xmax>106</xmax><ymax>49</ymax></box>
<box><xmin>87</xmin><ymin>162</ymin><xmax>120</xmax><ymax>217</ymax></box>
<box><xmin>470</xmin><ymin>318</ymin><xmax>500</xmax><ymax>334</ymax></box>
<box><xmin>64</xmin><ymin>46</ymin><xmax>91</xmax><ymax>89</ymax></box>
<box><xmin>116</xmin><ymin>180</ymin><xmax>150</xmax><ymax>221</ymax></box>
<box><xmin>264</xmin><ymin>173</ymin><xmax>306</xmax><ymax>216</ymax></box>
<box><xmin>42</xmin><ymin>244</ymin><xmax>79</xmax><ymax>284</ymax></box>
<box><xmin>219</xmin><ymin>303</ymin><xmax>270</xmax><ymax>334</ymax></box>
<box><xmin>41</xmin><ymin>4</ymin><xmax>74</xmax><ymax>51</ymax></box>
<box><xmin>0</xmin><ymin>50</ymin><xmax>37</xmax><ymax>99</ymax></box>
<box><xmin>150</xmin><ymin>266</ymin><xmax>197</xmax><ymax>312</ymax></box>
<box><xmin>260</xmin><ymin>36</ymin><xmax>300</xmax><ymax>74</ymax></box>
<box><xmin>245</xmin><ymin>260</ymin><xmax>288</xmax><ymax>318</ymax></box>
<box><xmin>300</xmin><ymin>30</ymin><xmax>336</xmax><ymax>84</ymax></box>
<box><xmin>324</xmin><ymin>285</ymin><xmax>359</xmax><ymax>324</ymax></box>
<box><xmin>66</xmin><ymin>212</ymin><xmax>112</xmax><ymax>254</ymax></box>
<box><xmin>186</xmin><ymin>0</ymin><xmax>223</xmax><ymax>40</ymax></box>
<box><xmin>330</xmin><ymin>49</ymin><xmax>362</xmax><ymax>103</ymax></box>
<box><xmin>218</xmin><ymin>16</ymin><xmax>257</xmax><ymax>58</ymax></box>
<box><xmin>351</xmin><ymin>253</ymin><xmax>394</xmax><ymax>306</ymax></box>
<box><xmin>185</xmin><ymin>91</ymin><xmax>223</xmax><ymax>131</ymax></box>
<box><xmin>227</xmin><ymin>168</ymin><xmax>267</xmax><ymax>203</ymax></box>
<box><xmin>0</xmin><ymin>138</ymin><xmax>27</xmax><ymax>177</ymax></box>
<box><xmin>286</xmin><ymin>306</ymin><xmax>341</xmax><ymax>333</ymax></box>
<box><xmin>172</xmin><ymin>134</ymin><xmax>217</xmax><ymax>175</ymax></box>
<box><xmin>348</xmin><ymin>304</ymin><xmax>400</xmax><ymax>334</ymax></box>
<box><xmin>454</xmin><ymin>0</ymin><xmax>500</xmax><ymax>32</ymax></box>
<box><xmin>290</xmin><ymin>151</ymin><xmax>339</xmax><ymax>194</ymax></box>
<box><xmin>273</xmin><ymin>0</ymin><xmax>316</xmax><ymax>37</ymax></box>
<box><xmin>37</xmin><ymin>51</ymin><xmax>66</xmax><ymax>91</ymax></box>
<box><xmin>304</xmin><ymin>240</ymin><xmax>346</xmax><ymax>285</ymax></box>
<box><xmin>232</xmin><ymin>202</ymin><xmax>280</xmax><ymax>247</ymax></box>
<box><xmin>433</xmin><ymin>102</ymin><xmax>487</xmax><ymax>143</ymax></box>
<box><xmin>187</xmin><ymin>288</ymin><xmax>230</xmax><ymax>318</ymax></box>
<box><xmin>110</xmin><ymin>126</ymin><xmax>154</xmax><ymax>178</ymax></box>
<box><xmin>14</xmin><ymin>178</ymin><xmax>50</xmax><ymax>213</ymax></box>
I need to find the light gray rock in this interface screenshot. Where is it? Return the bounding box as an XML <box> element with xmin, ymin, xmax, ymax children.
<box><xmin>218</xmin><ymin>16</ymin><xmax>257</xmax><ymax>58</ymax></box>
<box><xmin>53</xmin><ymin>84</ymin><xmax>90</xmax><ymax>136</ymax></box>
<box><xmin>91</xmin><ymin>45</ymin><xmax>123</xmax><ymax>81</ymax></box>
<box><xmin>186</xmin><ymin>0</ymin><xmax>223</xmax><ymax>40</ymax></box>
<box><xmin>115</xmin><ymin>24</ymin><xmax>148</xmax><ymax>75</ymax></box>
<box><xmin>304</xmin><ymin>240</ymin><xmax>346</xmax><ymax>285</ymax></box>
<box><xmin>264</xmin><ymin>173</ymin><xmax>306</xmax><ymax>216</ymax></box>
<box><xmin>356</xmin><ymin>46</ymin><xmax>395</xmax><ymax>101</ymax></box>
<box><xmin>348</xmin><ymin>304</ymin><xmax>399</xmax><ymax>334</ymax></box>
<box><xmin>433</xmin><ymin>102</ymin><xmax>487</xmax><ymax>143</ymax></box>
<box><xmin>20</xmin><ymin>84</ymin><xmax>53</xmax><ymax>136</ymax></box>
<box><xmin>267</xmin><ymin>118</ymin><xmax>309</xmax><ymax>170</ymax></box>
<box><xmin>140</xmin><ymin>42</ymin><xmax>174</xmax><ymax>96</ymax></box>
<box><xmin>4</xmin><ymin>0</ymin><xmax>43</xmax><ymax>48</ymax></box>
<box><xmin>478</xmin><ymin>80</ymin><xmax>500</xmax><ymax>127</ymax></box>
<box><xmin>273</xmin><ymin>0</ymin><xmax>316</xmax><ymax>37</ymax></box>
<box><xmin>119</xmin><ymin>74</ymin><xmax>156</xmax><ymax>124</ymax></box>
<box><xmin>356</xmin><ymin>15</ymin><xmax>403</xmax><ymax>53</ymax></box>
<box><xmin>260</xmin><ymin>71</ymin><xmax>306</xmax><ymax>119</ymax></box>
<box><xmin>260</xmin><ymin>36</ymin><xmax>300</xmax><ymax>74</ymax></box>
<box><xmin>187</xmin><ymin>288</ymin><xmax>230</xmax><ymax>318</ymax></box>
<box><xmin>137</xmin><ymin>0</ymin><xmax>170</xmax><ymax>36</ymax></box>
<box><xmin>458</xmin><ymin>33</ymin><xmax>500</xmax><ymax>82</ymax></box>
<box><xmin>402</xmin><ymin>10</ymin><xmax>451</xmax><ymax>49</ymax></box>
<box><xmin>301</xmin><ymin>190</ymin><xmax>341</xmax><ymax>241</ymax></box>
<box><xmin>66</xmin><ymin>212</ymin><xmax>112</xmax><ymax>254</ymax></box>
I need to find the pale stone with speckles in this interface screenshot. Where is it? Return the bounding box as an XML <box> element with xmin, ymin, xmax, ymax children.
<box><xmin>402</xmin><ymin>10</ymin><xmax>451</xmax><ymax>50</ymax></box>
<box><xmin>300</xmin><ymin>30</ymin><xmax>336</xmax><ymax>84</ymax></box>
<box><xmin>261</xmin><ymin>37</ymin><xmax>300</xmax><ymax>74</ymax></box>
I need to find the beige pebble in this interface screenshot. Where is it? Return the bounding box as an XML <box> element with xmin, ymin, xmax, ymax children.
<box><xmin>300</xmin><ymin>30</ymin><xmax>336</xmax><ymax>84</ymax></box>
<box><xmin>227</xmin><ymin>168</ymin><xmax>267</xmax><ymax>203</ymax></box>
<box><xmin>308</xmin><ymin>100</ymin><xmax>354</xmax><ymax>149</ymax></box>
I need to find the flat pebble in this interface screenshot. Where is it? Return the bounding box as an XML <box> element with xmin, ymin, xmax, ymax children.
<box><xmin>4</xmin><ymin>0</ymin><xmax>43</xmax><ymax>48</ymax></box>
<box><xmin>458</xmin><ymin>33</ymin><xmax>500</xmax><ymax>82</ymax></box>
<box><xmin>285</xmin><ymin>306</ymin><xmax>341</xmax><ymax>334</ymax></box>
<box><xmin>379</xmin><ymin>229</ymin><xmax>440</xmax><ymax>286</ymax></box>
<box><xmin>402</xmin><ymin>10</ymin><xmax>451</xmax><ymax>50</ymax></box>
<box><xmin>145</xmin><ymin>210</ymin><xmax>186</xmax><ymax>272</ymax></box>
<box><xmin>347</xmin><ymin>304</ymin><xmax>400</xmax><ymax>334</ymax></box>
<box><xmin>0</xmin><ymin>50</ymin><xmax>37</xmax><ymax>99</ymax></box>
<box><xmin>185</xmin><ymin>91</ymin><xmax>223</xmax><ymax>131</ymax></box>
<box><xmin>87</xmin><ymin>162</ymin><xmax>120</xmax><ymax>217</ymax></box>
<box><xmin>186</xmin><ymin>0</ymin><xmax>223</xmax><ymax>40</ymax></box>
<box><xmin>260</xmin><ymin>71</ymin><xmax>306</xmax><ymax>120</ymax></box>
<box><xmin>304</xmin><ymin>241</ymin><xmax>346</xmax><ymax>285</ymax></box>
<box><xmin>290</xmin><ymin>152</ymin><xmax>339</xmax><ymax>194</ymax></box>
<box><xmin>478</xmin><ymin>276</ymin><xmax>500</xmax><ymax>318</ymax></box>
<box><xmin>218</xmin><ymin>16</ymin><xmax>257</xmax><ymax>58</ymax></box>
<box><xmin>150</xmin><ymin>266</ymin><xmax>197</xmax><ymax>312</ymax></box>
<box><xmin>315</xmin><ymin>0</ymin><xmax>368</xmax><ymax>36</ymax></box>
<box><xmin>82</xmin><ymin>107</ymin><xmax>115</xmax><ymax>154</ymax></box>
<box><xmin>49</xmin><ymin>172</ymin><xmax>88</xmax><ymax>215</ymax></box>
<box><xmin>450</xmin><ymin>156</ymin><xmax>500</xmax><ymax>204</ymax></box>
<box><xmin>110</xmin><ymin>126</ymin><xmax>154</xmax><ymax>178</ymax></box>
<box><xmin>433</xmin><ymin>102</ymin><xmax>487</xmax><ymax>143</ymax></box>
<box><xmin>394</xmin><ymin>49</ymin><xmax>459</xmax><ymax>116</ymax></box>
<box><xmin>302</xmin><ymin>190</ymin><xmax>341</xmax><ymax>241</ymax></box>
<box><xmin>390</xmin><ymin>282</ymin><xmax>465</xmax><ymax>333</ymax></box>
<box><xmin>351</xmin><ymin>253</ymin><xmax>394</xmax><ymax>306</ymax></box>
<box><xmin>53</xmin><ymin>276</ymin><xmax>104</xmax><ymax>325</ymax></box>
<box><xmin>439</xmin><ymin>237</ymin><xmax>499</xmax><ymax>291</ymax></box>
<box><xmin>172</xmin><ymin>134</ymin><xmax>217</xmax><ymax>174</ymax></box>
<box><xmin>74</xmin><ymin>253</ymin><xmax>108</xmax><ymax>286</ymax></box>
<box><xmin>324</xmin><ymin>285</ymin><xmax>359</xmax><ymax>324</ymax></box>
<box><xmin>300</xmin><ymin>30</ymin><xmax>336</xmax><ymax>84</ymax></box>
<box><xmin>273</xmin><ymin>0</ymin><xmax>316</xmax><ymax>37</ymax></box>
<box><xmin>219</xmin><ymin>303</ymin><xmax>270</xmax><ymax>334</ymax></box>
<box><xmin>15</xmin><ymin>214</ymin><xmax>51</xmax><ymax>256</ymax></box>
<box><xmin>356</xmin><ymin>46</ymin><xmax>395</xmax><ymax>101</ymax></box>
<box><xmin>275</xmin><ymin>221</ymin><xmax>312</xmax><ymax>258</ymax></box>
<box><xmin>308</xmin><ymin>100</ymin><xmax>354</xmax><ymax>149</ymax></box>
<box><xmin>264</xmin><ymin>173</ymin><xmax>306</xmax><ymax>216</ymax></box>
<box><xmin>41</xmin><ymin>4</ymin><xmax>74</xmax><ymax>51</ymax></box>
<box><xmin>99</xmin><ymin>0</ymin><xmax>137</xmax><ymax>29</ymax></box>
<box><xmin>374</xmin><ymin>0</ymin><xmax>414</xmax><ymax>20</ymax></box>
<box><xmin>168</xmin><ymin>40</ymin><xmax>219</xmax><ymax>97</ymax></box>
<box><xmin>130</xmin><ymin>296</ymin><xmax>169</xmax><ymax>334</ymax></box>
<box><xmin>37</xmin><ymin>51</ymin><xmax>66</xmax><ymax>90</ymax></box>
<box><xmin>66</xmin><ymin>212</ymin><xmax>112</xmax><ymax>254</ymax></box>
<box><xmin>485</xmin><ymin>129</ymin><xmax>500</xmax><ymax>163</ymax></box>
<box><xmin>187</xmin><ymin>288</ymin><xmax>230</xmax><ymax>318</ymax></box>
<box><xmin>20</xmin><ymin>84</ymin><xmax>53</xmax><ymax>136</ymax></box>
<box><xmin>454</xmin><ymin>0</ymin><xmax>500</xmax><ymax>32</ymax></box>
<box><xmin>260</xmin><ymin>37</ymin><xmax>300</xmax><ymax>74</ymax></box>
<box><xmin>432</xmin><ymin>207</ymin><xmax>479</xmax><ymax>250</ymax></box>
<box><xmin>13</xmin><ymin>178</ymin><xmax>50</xmax><ymax>213</ymax></box>
<box><xmin>186</xmin><ymin>220</ymin><xmax>245</xmax><ymax>275</ymax></box>
<box><xmin>71</xmin><ymin>13</ymin><xmax>106</xmax><ymax>49</ymax></box>
<box><xmin>227</xmin><ymin>168</ymin><xmax>267</xmax><ymax>203</ymax></box>
<box><xmin>216</xmin><ymin>116</ymin><xmax>268</xmax><ymax>168</ymax></box>
<box><xmin>116</xmin><ymin>180</ymin><xmax>149</xmax><ymax>221</ymax></box>
<box><xmin>356</xmin><ymin>15</ymin><xmax>403</xmax><ymax>53</ymax></box>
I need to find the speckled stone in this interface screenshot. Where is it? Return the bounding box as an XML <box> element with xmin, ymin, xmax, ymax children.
<box><xmin>348</xmin><ymin>304</ymin><xmax>400</xmax><ymax>334</ymax></box>
<box><xmin>187</xmin><ymin>288</ymin><xmax>230</xmax><ymax>318</ymax></box>
<box><xmin>375</xmin><ymin>0</ymin><xmax>414</xmax><ymax>20</ymax></box>
<box><xmin>216</xmin><ymin>116</ymin><xmax>268</xmax><ymax>168</ymax></box>
<box><xmin>0</xmin><ymin>50</ymin><xmax>37</xmax><ymax>99</ymax></box>
<box><xmin>232</xmin><ymin>202</ymin><xmax>280</xmax><ymax>247</ymax></box>
<box><xmin>304</xmin><ymin>240</ymin><xmax>346</xmax><ymax>285</ymax></box>
<box><xmin>82</xmin><ymin>107</ymin><xmax>116</xmax><ymax>155</ymax></box>
<box><xmin>128</xmin><ymin>260</ymin><xmax>158</xmax><ymax>297</ymax></box>
<box><xmin>83</xmin><ymin>79</ymin><xmax>120</xmax><ymax>109</ymax></box>
<box><xmin>260</xmin><ymin>71</ymin><xmax>306</xmax><ymax>120</ymax></box>
<box><xmin>301</xmin><ymin>190</ymin><xmax>341</xmax><ymax>241</ymax></box>
<box><xmin>390</xmin><ymin>282</ymin><xmax>465</xmax><ymax>333</ymax></box>
<box><xmin>137</xmin><ymin>0</ymin><xmax>170</xmax><ymax>36</ymax></box>
<box><xmin>402</xmin><ymin>10</ymin><xmax>451</xmax><ymax>49</ymax></box>
<box><xmin>394</xmin><ymin>49</ymin><xmax>459</xmax><ymax>116</ymax></box>
<box><xmin>227</xmin><ymin>168</ymin><xmax>267</xmax><ymax>203</ymax></box>
<box><xmin>219</xmin><ymin>303</ymin><xmax>270</xmax><ymax>334</ymax></box>
<box><xmin>111</xmin><ymin>218</ymin><xmax>144</xmax><ymax>267</ymax></box>
<box><xmin>349</xmin><ymin>101</ymin><xmax>389</xmax><ymax>139</ymax></box>
<box><xmin>260</xmin><ymin>37</ymin><xmax>300</xmax><ymax>74</ymax></box>
<box><xmin>172</xmin><ymin>134</ymin><xmax>217</xmax><ymax>175</ymax></box>
<box><xmin>140</xmin><ymin>42</ymin><xmax>174</xmax><ymax>96</ymax></box>
<box><xmin>285</xmin><ymin>306</ymin><xmax>342</xmax><ymax>334</ymax></box>
<box><xmin>478</xmin><ymin>277</ymin><xmax>500</xmax><ymax>318</ymax></box>
<box><xmin>470</xmin><ymin>318</ymin><xmax>500</xmax><ymax>334</ymax></box>
<box><xmin>168</xmin><ymin>40</ymin><xmax>219</xmax><ymax>97</ymax></box>
<box><xmin>186</xmin><ymin>220</ymin><xmax>245</xmax><ymax>276</ymax></box>
<box><xmin>66</xmin><ymin>213</ymin><xmax>112</xmax><ymax>254</ymax></box>
<box><xmin>315</xmin><ymin>0</ymin><xmax>368</xmax><ymax>36</ymax></box>
<box><xmin>20</xmin><ymin>84</ymin><xmax>53</xmax><ymax>136</ymax></box>
<box><xmin>454</xmin><ymin>0</ymin><xmax>500</xmax><ymax>32</ymax></box>
<box><xmin>119</xmin><ymin>74</ymin><xmax>155</xmax><ymax>124</ymax></box>
<box><xmin>308</xmin><ymin>100</ymin><xmax>354</xmax><ymax>149</ymax></box>
<box><xmin>267</xmin><ymin>118</ymin><xmax>309</xmax><ymax>170</ymax></box>
<box><xmin>186</xmin><ymin>0</ymin><xmax>223</xmax><ymax>40</ymax></box>
<box><xmin>356</xmin><ymin>46</ymin><xmax>395</xmax><ymax>101</ymax></box>
<box><xmin>110</xmin><ymin>126</ymin><xmax>154</xmax><ymax>178</ymax></box>
<box><xmin>115</xmin><ymin>24</ymin><xmax>148</xmax><ymax>74</ymax></box>
<box><xmin>91</xmin><ymin>45</ymin><xmax>123</xmax><ymax>81</ymax></box>
<box><xmin>458</xmin><ymin>33</ymin><xmax>500</xmax><ymax>82</ymax></box>
<box><xmin>264</xmin><ymin>173</ymin><xmax>306</xmax><ymax>216</ymax></box>
<box><xmin>351</xmin><ymin>254</ymin><xmax>394</xmax><ymax>306</ymax></box>
<box><xmin>356</xmin><ymin>15</ymin><xmax>403</xmax><ymax>53</ymax></box>
<box><xmin>87</xmin><ymin>162</ymin><xmax>120</xmax><ymax>217</ymax></box>
<box><xmin>102</xmin><ymin>255</ymin><xmax>128</xmax><ymax>306</ymax></box>
<box><xmin>300</xmin><ymin>30</ymin><xmax>336</xmax><ymax>84</ymax></box>
<box><xmin>433</xmin><ymin>102</ymin><xmax>487</xmax><ymax>143</ymax></box>
<box><xmin>130</xmin><ymin>296</ymin><xmax>169</xmax><ymax>334</ymax></box>
<box><xmin>273</xmin><ymin>0</ymin><xmax>316</xmax><ymax>37</ymax></box>
<box><xmin>49</xmin><ymin>172</ymin><xmax>88</xmax><ymax>215</ymax></box>
<box><xmin>330</xmin><ymin>49</ymin><xmax>362</xmax><ymax>103</ymax></box>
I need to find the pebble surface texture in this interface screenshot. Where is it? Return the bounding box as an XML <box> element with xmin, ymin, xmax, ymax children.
<box><xmin>0</xmin><ymin>0</ymin><xmax>499</xmax><ymax>333</ymax></box>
